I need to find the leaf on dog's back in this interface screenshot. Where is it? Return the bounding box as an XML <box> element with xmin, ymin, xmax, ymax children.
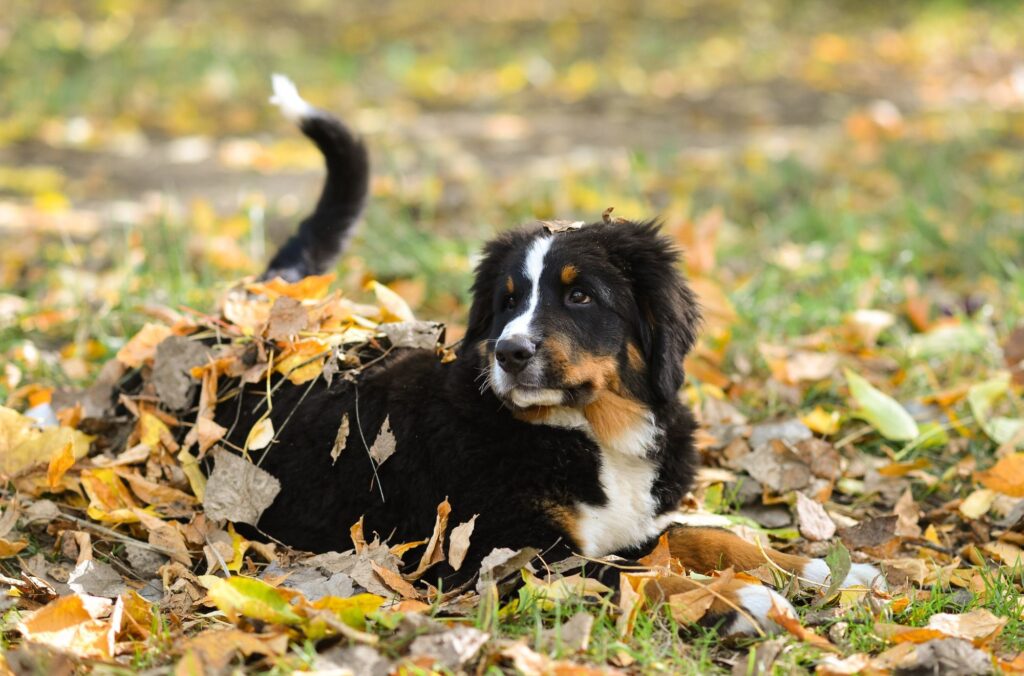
<box><xmin>116</xmin><ymin>323</ymin><xmax>172</xmax><ymax>368</ymax></box>
<box><xmin>408</xmin><ymin>498</ymin><xmax>451</xmax><ymax>580</ymax></box>
<box><xmin>203</xmin><ymin>447</ymin><xmax>281</xmax><ymax>526</ymax></box>
<box><xmin>367</xmin><ymin>281</ymin><xmax>415</xmax><ymax>323</ymax></box>
<box><xmin>266</xmin><ymin>296</ymin><xmax>310</xmax><ymax>341</ymax></box>
<box><xmin>369</xmin><ymin>417</ymin><xmax>397</xmax><ymax>465</ymax></box>
<box><xmin>245</xmin><ymin>416</ymin><xmax>275</xmax><ymax>452</ymax></box>
<box><xmin>331</xmin><ymin>413</ymin><xmax>350</xmax><ymax>464</ymax></box>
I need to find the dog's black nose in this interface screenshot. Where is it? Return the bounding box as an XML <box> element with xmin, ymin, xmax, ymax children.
<box><xmin>495</xmin><ymin>335</ymin><xmax>536</xmax><ymax>375</ymax></box>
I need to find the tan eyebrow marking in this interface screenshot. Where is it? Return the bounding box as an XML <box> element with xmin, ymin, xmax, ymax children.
<box><xmin>506</xmin><ymin>276</ymin><xmax>514</xmax><ymax>294</ymax></box>
<box><xmin>560</xmin><ymin>264</ymin><xmax>578</xmax><ymax>285</ymax></box>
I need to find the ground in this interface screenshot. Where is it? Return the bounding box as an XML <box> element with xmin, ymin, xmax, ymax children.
<box><xmin>2</xmin><ymin>1</ymin><xmax>1024</xmax><ymax>674</ymax></box>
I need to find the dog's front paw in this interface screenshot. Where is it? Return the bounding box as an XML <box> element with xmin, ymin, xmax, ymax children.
<box><xmin>801</xmin><ymin>558</ymin><xmax>886</xmax><ymax>591</ymax></box>
<box><xmin>722</xmin><ymin>583</ymin><xmax>796</xmax><ymax>635</ymax></box>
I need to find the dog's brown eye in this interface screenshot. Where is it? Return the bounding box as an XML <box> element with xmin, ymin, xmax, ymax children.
<box><xmin>504</xmin><ymin>295</ymin><xmax>517</xmax><ymax>310</ymax></box>
<box><xmin>567</xmin><ymin>289</ymin><xmax>591</xmax><ymax>305</ymax></box>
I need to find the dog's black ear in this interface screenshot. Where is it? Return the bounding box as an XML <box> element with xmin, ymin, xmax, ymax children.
<box><xmin>606</xmin><ymin>221</ymin><xmax>702</xmax><ymax>404</ymax></box>
<box><xmin>460</xmin><ymin>229</ymin><xmax>535</xmax><ymax>353</ymax></box>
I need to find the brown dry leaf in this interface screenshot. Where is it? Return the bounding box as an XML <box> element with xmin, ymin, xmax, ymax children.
<box><xmin>408</xmin><ymin>498</ymin><xmax>451</xmax><ymax>580</ymax></box>
<box><xmin>203</xmin><ymin>448</ymin><xmax>281</xmax><ymax>526</ymax></box>
<box><xmin>330</xmin><ymin>413</ymin><xmax>350</xmax><ymax>464</ymax></box>
<box><xmin>976</xmin><ymin>453</ymin><xmax>1024</xmax><ymax>497</ymax></box>
<box><xmin>369</xmin><ymin>417</ymin><xmax>397</xmax><ymax>465</ymax></box>
<box><xmin>666</xmin><ymin>579</ymin><xmax>724</xmax><ymax>625</ymax></box>
<box><xmin>408</xmin><ymin>626</ymin><xmax>490</xmax><ymax>672</ymax></box>
<box><xmin>768</xmin><ymin>599</ymin><xmax>839</xmax><ymax>653</ymax></box>
<box><xmin>266</xmin><ymin>296</ymin><xmax>310</xmax><ymax>341</ymax></box>
<box><xmin>182</xmin><ymin>627</ymin><xmax>283</xmax><ymax>670</ymax></box>
<box><xmin>371</xmin><ymin>561</ymin><xmax>420</xmax><ymax>600</ymax></box>
<box><xmin>117</xmin><ymin>470</ymin><xmax>197</xmax><ymax>510</ymax></box>
<box><xmin>133</xmin><ymin>508</ymin><xmax>191</xmax><ymax>564</ymax></box>
<box><xmin>838</xmin><ymin>515</ymin><xmax>898</xmax><ymax>551</ymax></box>
<box><xmin>894</xmin><ymin>489</ymin><xmax>923</xmax><ymax>537</ymax></box>
<box><xmin>795</xmin><ymin>492</ymin><xmax>837</xmax><ymax>541</ymax></box>
<box><xmin>448</xmin><ymin>514</ymin><xmax>477</xmax><ymax>572</ymax></box>
<box><xmin>981</xmin><ymin>540</ymin><xmax>1023</xmax><ymax>566</ymax></box>
<box><xmin>17</xmin><ymin>594</ymin><xmax>113</xmax><ymax>660</ymax></box>
<box><xmin>927</xmin><ymin>609</ymin><xmax>1006</xmax><ymax>644</ymax></box>
<box><xmin>760</xmin><ymin>344</ymin><xmax>839</xmax><ymax>384</ymax></box>
<box><xmin>46</xmin><ymin>441</ymin><xmax>75</xmax><ymax>489</ymax></box>
<box><xmin>616</xmin><ymin>573</ymin><xmax>647</xmax><ymax>638</ymax></box>
<box><xmin>638</xmin><ymin>532</ymin><xmax>672</xmax><ymax>569</ymax></box>
<box><xmin>253</xmin><ymin>273</ymin><xmax>335</xmax><ymax>301</ymax></box>
<box><xmin>195</xmin><ymin>417</ymin><xmax>227</xmax><ymax>455</ymax></box>
<box><xmin>1006</xmin><ymin>325</ymin><xmax>1024</xmax><ymax>385</ymax></box>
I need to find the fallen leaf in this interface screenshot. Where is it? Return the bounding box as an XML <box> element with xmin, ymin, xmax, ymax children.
<box><xmin>408</xmin><ymin>626</ymin><xmax>490</xmax><ymax>671</ymax></box>
<box><xmin>203</xmin><ymin>447</ymin><xmax>282</xmax><ymax>526</ymax></box>
<box><xmin>266</xmin><ymin>296</ymin><xmax>310</xmax><ymax>341</ymax></box>
<box><xmin>801</xmin><ymin>406</ymin><xmax>841</xmax><ymax>435</ymax></box>
<box><xmin>379</xmin><ymin>321</ymin><xmax>445</xmax><ymax>349</ymax></box>
<box><xmin>46</xmin><ymin>441</ymin><xmax>75</xmax><ymax>489</ymax></box>
<box><xmin>927</xmin><ymin>609</ymin><xmax>1006</xmax><ymax>644</ymax></box>
<box><xmin>976</xmin><ymin>454</ymin><xmax>1024</xmax><ymax>497</ymax></box>
<box><xmin>844</xmin><ymin>369</ymin><xmax>919</xmax><ymax>441</ymax></box>
<box><xmin>371</xmin><ymin>561</ymin><xmax>420</xmax><ymax>600</ymax></box>
<box><xmin>795</xmin><ymin>492</ymin><xmax>837</xmax><ymax>541</ymax></box>
<box><xmin>893</xmin><ymin>489</ymin><xmax>922</xmax><ymax>537</ymax></box>
<box><xmin>447</xmin><ymin>514</ymin><xmax>477</xmax><ymax>572</ymax></box>
<box><xmin>151</xmin><ymin>336</ymin><xmax>211</xmax><ymax>410</ymax></box>
<box><xmin>408</xmin><ymin>499</ymin><xmax>451</xmax><ymax>580</ymax></box>
<box><xmin>958</xmin><ymin>489</ymin><xmax>996</xmax><ymax>520</ymax></box>
<box><xmin>17</xmin><ymin>594</ymin><xmax>112</xmax><ymax>659</ymax></box>
<box><xmin>0</xmin><ymin>405</ymin><xmax>92</xmax><ymax>480</ymax></box>
<box><xmin>67</xmin><ymin>559</ymin><xmax>127</xmax><ymax>598</ymax></box>
<box><xmin>116</xmin><ymin>323</ymin><xmax>172</xmax><ymax>368</ymax></box>
<box><xmin>367</xmin><ymin>280</ymin><xmax>415</xmax><ymax>322</ymax></box>
<box><xmin>967</xmin><ymin>374</ymin><xmax>1024</xmax><ymax>449</ymax></box>
<box><xmin>768</xmin><ymin>599</ymin><xmax>838</xmax><ymax>652</ymax></box>
<box><xmin>838</xmin><ymin>515</ymin><xmax>898</xmax><ymax>550</ymax></box>
<box><xmin>0</xmin><ymin>537</ymin><xmax>28</xmax><ymax>557</ymax></box>
<box><xmin>194</xmin><ymin>417</ymin><xmax>227</xmax><ymax>455</ymax></box>
<box><xmin>200</xmin><ymin>575</ymin><xmax>303</xmax><ymax>625</ymax></box>
<box><xmin>182</xmin><ymin>628</ymin><xmax>281</xmax><ymax>671</ymax></box>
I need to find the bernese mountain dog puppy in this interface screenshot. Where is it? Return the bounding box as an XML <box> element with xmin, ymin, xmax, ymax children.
<box><xmin>214</xmin><ymin>76</ymin><xmax>882</xmax><ymax>635</ymax></box>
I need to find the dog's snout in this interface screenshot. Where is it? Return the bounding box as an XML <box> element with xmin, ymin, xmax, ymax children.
<box><xmin>495</xmin><ymin>335</ymin><xmax>537</xmax><ymax>375</ymax></box>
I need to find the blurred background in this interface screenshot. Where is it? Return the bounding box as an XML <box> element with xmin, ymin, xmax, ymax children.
<box><xmin>2</xmin><ymin>0</ymin><xmax>1023</xmax><ymax>406</ymax></box>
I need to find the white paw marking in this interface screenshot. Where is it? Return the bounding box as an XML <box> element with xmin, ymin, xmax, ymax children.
<box><xmin>726</xmin><ymin>584</ymin><xmax>796</xmax><ymax>635</ymax></box>
<box><xmin>802</xmin><ymin>559</ymin><xmax>886</xmax><ymax>591</ymax></box>
<box><xmin>269</xmin><ymin>73</ymin><xmax>315</xmax><ymax>121</ymax></box>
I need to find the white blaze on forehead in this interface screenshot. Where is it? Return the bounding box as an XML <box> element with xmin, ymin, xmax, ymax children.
<box><xmin>499</xmin><ymin>234</ymin><xmax>553</xmax><ymax>341</ymax></box>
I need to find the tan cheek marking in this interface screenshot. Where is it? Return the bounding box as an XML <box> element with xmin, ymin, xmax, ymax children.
<box><xmin>627</xmin><ymin>342</ymin><xmax>645</xmax><ymax>372</ymax></box>
<box><xmin>560</xmin><ymin>264</ymin><xmax>578</xmax><ymax>285</ymax></box>
<box><xmin>513</xmin><ymin>406</ymin><xmax>553</xmax><ymax>423</ymax></box>
<box><xmin>506</xmin><ymin>276</ymin><xmax>515</xmax><ymax>294</ymax></box>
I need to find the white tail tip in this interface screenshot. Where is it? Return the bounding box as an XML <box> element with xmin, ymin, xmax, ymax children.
<box><xmin>269</xmin><ymin>73</ymin><xmax>315</xmax><ymax>122</ymax></box>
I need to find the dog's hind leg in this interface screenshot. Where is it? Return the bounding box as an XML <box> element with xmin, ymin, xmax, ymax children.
<box><xmin>656</xmin><ymin>526</ymin><xmax>885</xmax><ymax>634</ymax></box>
<box><xmin>261</xmin><ymin>74</ymin><xmax>370</xmax><ymax>282</ymax></box>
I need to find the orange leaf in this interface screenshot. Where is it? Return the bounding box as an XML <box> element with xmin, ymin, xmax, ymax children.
<box><xmin>47</xmin><ymin>441</ymin><xmax>76</xmax><ymax>489</ymax></box>
<box><xmin>17</xmin><ymin>595</ymin><xmax>112</xmax><ymax>659</ymax></box>
<box><xmin>768</xmin><ymin>599</ymin><xmax>839</xmax><ymax>653</ymax></box>
<box><xmin>116</xmin><ymin>323</ymin><xmax>172</xmax><ymax>368</ymax></box>
<box><xmin>976</xmin><ymin>454</ymin><xmax>1024</xmax><ymax>497</ymax></box>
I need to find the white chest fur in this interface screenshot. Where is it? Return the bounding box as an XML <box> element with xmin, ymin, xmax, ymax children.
<box><xmin>527</xmin><ymin>407</ymin><xmax>666</xmax><ymax>556</ymax></box>
<box><xmin>576</xmin><ymin>448</ymin><xmax>661</xmax><ymax>556</ymax></box>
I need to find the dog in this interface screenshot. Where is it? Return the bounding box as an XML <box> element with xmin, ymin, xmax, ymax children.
<box><xmin>210</xmin><ymin>76</ymin><xmax>882</xmax><ymax>635</ymax></box>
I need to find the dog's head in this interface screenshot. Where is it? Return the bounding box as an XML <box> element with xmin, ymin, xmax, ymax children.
<box><xmin>461</xmin><ymin>220</ymin><xmax>701</xmax><ymax>418</ymax></box>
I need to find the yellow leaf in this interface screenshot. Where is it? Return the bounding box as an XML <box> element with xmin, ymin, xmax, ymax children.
<box><xmin>253</xmin><ymin>273</ymin><xmax>335</xmax><ymax>301</ymax></box>
<box><xmin>311</xmin><ymin>593</ymin><xmax>385</xmax><ymax>631</ymax></box>
<box><xmin>80</xmin><ymin>468</ymin><xmax>140</xmax><ymax>523</ymax></box>
<box><xmin>177</xmin><ymin>449</ymin><xmax>207</xmax><ymax>501</ymax></box>
<box><xmin>367</xmin><ymin>280</ymin><xmax>415</xmax><ymax>322</ymax></box>
<box><xmin>200</xmin><ymin>575</ymin><xmax>303</xmax><ymax>625</ymax></box>
<box><xmin>0</xmin><ymin>538</ymin><xmax>27</xmax><ymax>558</ymax></box>
<box><xmin>245</xmin><ymin>416</ymin><xmax>275</xmax><ymax>452</ymax></box>
<box><xmin>139</xmin><ymin>413</ymin><xmax>170</xmax><ymax>449</ymax></box>
<box><xmin>959</xmin><ymin>489</ymin><xmax>996</xmax><ymax>520</ymax></box>
<box><xmin>46</xmin><ymin>441</ymin><xmax>75</xmax><ymax>489</ymax></box>
<box><xmin>801</xmin><ymin>406</ymin><xmax>841</xmax><ymax>435</ymax></box>
<box><xmin>0</xmin><ymin>406</ymin><xmax>92</xmax><ymax>480</ymax></box>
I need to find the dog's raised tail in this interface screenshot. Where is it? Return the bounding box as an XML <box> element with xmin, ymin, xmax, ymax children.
<box><xmin>261</xmin><ymin>74</ymin><xmax>370</xmax><ymax>282</ymax></box>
